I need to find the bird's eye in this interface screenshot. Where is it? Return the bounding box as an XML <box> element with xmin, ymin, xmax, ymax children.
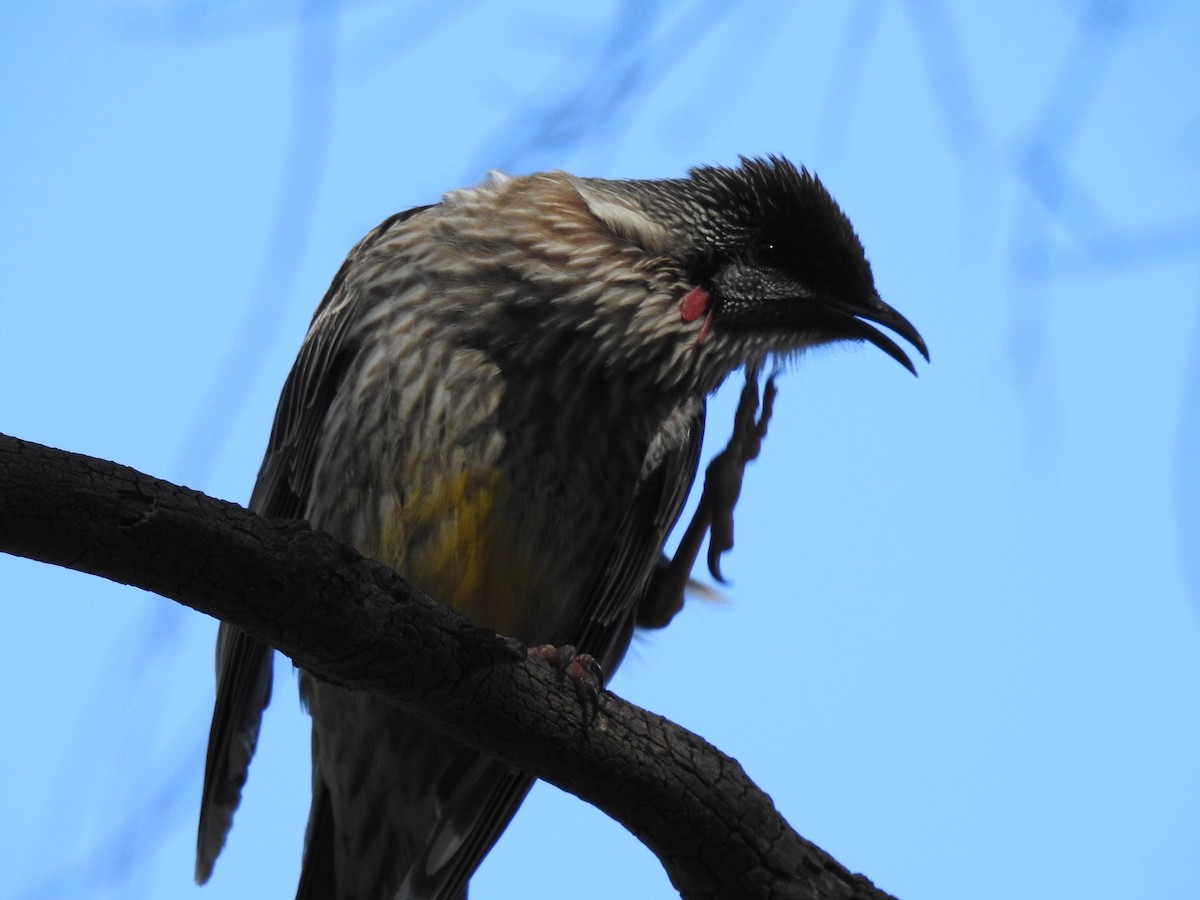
<box><xmin>753</xmin><ymin>241</ymin><xmax>784</xmax><ymax>267</ymax></box>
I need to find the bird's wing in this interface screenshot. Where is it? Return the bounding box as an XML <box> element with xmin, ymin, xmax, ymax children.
<box><xmin>195</xmin><ymin>206</ymin><xmax>432</xmax><ymax>884</ymax></box>
<box><xmin>578</xmin><ymin>396</ymin><xmax>707</xmax><ymax>672</ymax></box>
<box><xmin>401</xmin><ymin>398</ymin><xmax>708</xmax><ymax>900</ymax></box>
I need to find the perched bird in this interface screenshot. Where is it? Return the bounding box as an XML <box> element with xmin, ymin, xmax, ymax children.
<box><xmin>196</xmin><ymin>156</ymin><xmax>927</xmax><ymax>899</ymax></box>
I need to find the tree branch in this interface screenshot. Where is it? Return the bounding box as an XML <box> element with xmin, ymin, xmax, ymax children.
<box><xmin>0</xmin><ymin>432</ymin><xmax>895</xmax><ymax>900</ymax></box>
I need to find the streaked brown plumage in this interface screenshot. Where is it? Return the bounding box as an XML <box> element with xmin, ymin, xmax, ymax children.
<box><xmin>196</xmin><ymin>157</ymin><xmax>927</xmax><ymax>899</ymax></box>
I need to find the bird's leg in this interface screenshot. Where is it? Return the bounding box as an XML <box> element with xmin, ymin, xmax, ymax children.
<box><xmin>637</xmin><ymin>366</ymin><xmax>777</xmax><ymax>629</ymax></box>
<box><xmin>527</xmin><ymin>644</ymin><xmax>604</xmax><ymax>731</ymax></box>
<box><xmin>705</xmin><ymin>365</ymin><xmax>776</xmax><ymax>582</ymax></box>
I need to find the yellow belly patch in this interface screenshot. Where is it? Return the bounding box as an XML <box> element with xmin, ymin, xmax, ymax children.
<box><xmin>368</xmin><ymin>468</ymin><xmax>545</xmax><ymax>639</ymax></box>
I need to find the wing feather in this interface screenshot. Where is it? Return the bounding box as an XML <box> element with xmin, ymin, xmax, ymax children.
<box><xmin>195</xmin><ymin>206</ymin><xmax>431</xmax><ymax>884</ymax></box>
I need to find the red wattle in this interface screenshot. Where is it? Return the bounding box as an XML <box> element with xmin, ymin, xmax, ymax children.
<box><xmin>679</xmin><ymin>286</ymin><xmax>709</xmax><ymax>323</ymax></box>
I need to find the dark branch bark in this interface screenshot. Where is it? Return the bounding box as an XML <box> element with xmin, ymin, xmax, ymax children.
<box><xmin>0</xmin><ymin>432</ymin><xmax>895</xmax><ymax>900</ymax></box>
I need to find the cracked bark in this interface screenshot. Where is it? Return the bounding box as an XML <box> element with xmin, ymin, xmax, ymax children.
<box><xmin>0</xmin><ymin>432</ymin><xmax>896</xmax><ymax>900</ymax></box>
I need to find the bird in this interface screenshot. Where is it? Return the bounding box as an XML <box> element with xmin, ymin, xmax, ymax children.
<box><xmin>195</xmin><ymin>156</ymin><xmax>927</xmax><ymax>900</ymax></box>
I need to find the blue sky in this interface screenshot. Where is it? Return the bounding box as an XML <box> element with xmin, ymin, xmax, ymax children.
<box><xmin>2</xmin><ymin>2</ymin><xmax>1199</xmax><ymax>898</ymax></box>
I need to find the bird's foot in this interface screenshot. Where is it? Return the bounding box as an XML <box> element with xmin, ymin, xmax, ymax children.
<box><xmin>703</xmin><ymin>365</ymin><xmax>777</xmax><ymax>581</ymax></box>
<box><xmin>640</xmin><ymin>366</ymin><xmax>778</xmax><ymax>630</ymax></box>
<box><xmin>527</xmin><ymin>644</ymin><xmax>604</xmax><ymax>731</ymax></box>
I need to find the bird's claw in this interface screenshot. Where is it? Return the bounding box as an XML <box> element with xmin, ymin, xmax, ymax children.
<box><xmin>703</xmin><ymin>365</ymin><xmax>776</xmax><ymax>582</ymax></box>
<box><xmin>636</xmin><ymin>365</ymin><xmax>777</xmax><ymax>628</ymax></box>
<box><xmin>527</xmin><ymin>644</ymin><xmax>604</xmax><ymax>731</ymax></box>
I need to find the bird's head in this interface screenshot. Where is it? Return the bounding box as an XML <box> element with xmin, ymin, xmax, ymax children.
<box><xmin>572</xmin><ymin>156</ymin><xmax>928</xmax><ymax>380</ymax></box>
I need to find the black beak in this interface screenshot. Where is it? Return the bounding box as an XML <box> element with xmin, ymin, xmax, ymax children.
<box><xmin>821</xmin><ymin>293</ymin><xmax>929</xmax><ymax>375</ymax></box>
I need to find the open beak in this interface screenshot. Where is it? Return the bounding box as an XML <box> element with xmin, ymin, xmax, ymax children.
<box><xmin>820</xmin><ymin>293</ymin><xmax>929</xmax><ymax>375</ymax></box>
